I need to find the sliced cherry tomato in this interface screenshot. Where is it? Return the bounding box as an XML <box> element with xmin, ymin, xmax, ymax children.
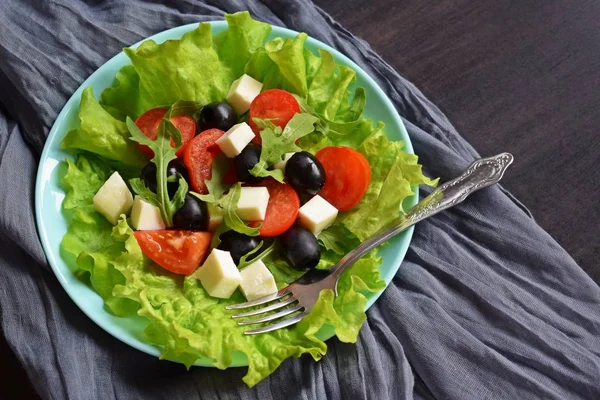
<box><xmin>183</xmin><ymin>129</ymin><xmax>224</xmax><ymax>194</ymax></box>
<box><xmin>316</xmin><ymin>146</ymin><xmax>371</xmax><ymax>211</ymax></box>
<box><xmin>248</xmin><ymin>89</ymin><xmax>300</xmax><ymax>145</ymax></box>
<box><xmin>250</xmin><ymin>178</ymin><xmax>300</xmax><ymax>237</ymax></box>
<box><xmin>222</xmin><ymin>164</ymin><xmax>238</xmax><ymax>185</ymax></box>
<box><xmin>134</xmin><ymin>230</ymin><xmax>212</xmax><ymax>275</ymax></box>
<box><xmin>135</xmin><ymin>107</ymin><xmax>196</xmax><ymax>158</ymax></box>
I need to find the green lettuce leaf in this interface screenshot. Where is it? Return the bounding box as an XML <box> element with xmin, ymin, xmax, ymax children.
<box><xmin>214</xmin><ymin>12</ymin><xmax>272</xmax><ymax>78</ymax></box>
<box><xmin>99</xmin><ymin>65</ymin><xmax>147</xmax><ymax>120</ymax></box>
<box><xmin>60</xmin><ymin>155</ymin><xmax>139</xmax><ymax>316</ymax></box>
<box><xmin>61</xmin><ymin>87</ymin><xmax>146</xmax><ymax>168</ymax></box>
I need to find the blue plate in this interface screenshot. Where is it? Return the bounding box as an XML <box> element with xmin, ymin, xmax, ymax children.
<box><xmin>35</xmin><ymin>21</ymin><xmax>416</xmax><ymax>367</ymax></box>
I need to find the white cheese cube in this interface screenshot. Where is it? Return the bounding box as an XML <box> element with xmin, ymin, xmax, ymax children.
<box><xmin>93</xmin><ymin>171</ymin><xmax>133</xmax><ymax>225</ymax></box>
<box><xmin>215</xmin><ymin>122</ymin><xmax>255</xmax><ymax>158</ymax></box>
<box><xmin>207</xmin><ymin>203</ymin><xmax>223</xmax><ymax>232</ymax></box>
<box><xmin>273</xmin><ymin>152</ymin><xmax>296</xmax><ymax>172</ymax></box>
<box><xmin>298</xmin><ymin>195</ymin><xmax>338</xmax><ymax>234</ymax></box>
<box><xmin>236</xmin><ymin>186</ymin><xmax>270</xmax><ymax>221</ymax></box>
<box><xmin>226</xmin><ymin>74</ymin><xmax>263</xmax><ymax>114</ymax></box>
<box><xmin>194</xmin><ymin>249</ymin><xmax>241</xmax><ymax>299</ymax></box>
<box><xmin>239</xmin><ymin>260</ymin><xmax>278</xmax><ymax>301</ymax></box>
<box><xmin>130</xmin><ymin>196</ymin><xmax>165</xmax><ymax>230</ymax></box>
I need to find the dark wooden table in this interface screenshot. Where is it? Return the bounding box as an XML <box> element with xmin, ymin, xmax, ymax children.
<box><xmin>5</xmin><ymin>1</ymin><xmax>599</xmax><ymax>397</ymax></box>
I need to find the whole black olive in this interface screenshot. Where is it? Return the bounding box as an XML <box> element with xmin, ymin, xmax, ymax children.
<box><xmin>199</xmin><ymin>102</ymin><xmax>237</xmax><ymax>132</ymax></box>
<box><xmin>280</xmin><ymin>225</ymin><xmax>321</xmax><ymax>270</ymax></box>
<box><xmin>172</xmin><ymin>194</ymin><xmax>208</xmax><ymax>231</ymax></box>
<box><xmin>217</xmin><ymin>230</ymin><xmax>261</xmax><ymax>264</ymax></box>
<box><xmin>285</xmin><ymin>151</ymin><xmax>325</xmax><ymax>195</ymax></box>
<box><xmin>234</xmin><ymin>144</ymin><xmax>262</xmax><ymax>183</ymax></box>
<box><xmin>141</xmin><ymin>160</ymin><xmax>189</xmax><ymax>197</ymax></box>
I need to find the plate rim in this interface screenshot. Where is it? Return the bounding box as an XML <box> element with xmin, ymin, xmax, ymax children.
<box><xmin>34</xmin><ymin>20</ymin><xmax>417</xmax><ymax>368</ymax></box>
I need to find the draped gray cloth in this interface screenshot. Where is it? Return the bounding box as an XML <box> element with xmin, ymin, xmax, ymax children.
<box><xmin>1</xmin><ymin>1</ymin><xmax>599</xmax><ymax>399</ymax></box>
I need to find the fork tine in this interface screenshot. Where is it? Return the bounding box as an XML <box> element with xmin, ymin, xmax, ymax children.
<box><xmin>231</xmin><ymin>297</ymin><xmax>298</xmax><ymax>319</ymax></box>
<box><xmin>237</xmin><ymin>304</ymin><xmax>304</xmax><ymax>326</ymax></box>
<box><xmin>225</xmin><ymin>289</ymin><xmax>290</xmax><ymax>310</ymax></box>
<box><xmin>243</xmin><ymin>311</ymin><xmax>309</xmax><ymax>335</ymax></box>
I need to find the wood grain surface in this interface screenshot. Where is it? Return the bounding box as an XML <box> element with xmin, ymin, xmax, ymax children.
<box><xmin>314</xmin><ymin>0</ymin><xmax>600</xmax><ymax>281</ymax></box>
<box><xmin>5</xmin><ymin>1</ymin><xmax>600</xmax><ymax>398</ymax></box>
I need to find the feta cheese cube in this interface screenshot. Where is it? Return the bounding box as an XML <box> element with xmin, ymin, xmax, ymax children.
<box><xmin>207</xmin><ymin>203</ymin><xmax>223</xmax><ymax>232</ymax></box>
<box><xmin>273</xmin><ymin>152</ymin><xmax>296</xmax><ymax>172</ymax></box>
<box><xmin>298</xmin><ymin>195</ymin><xmax>338</xmax><ymax>234</ymax></box>
<box><xmin>226</xmin><ymin>74</ymin><xmax>263</xmax><ymax>114</ymax></box>
<box><xmin>130</xmin><ymin>196</ymin><xmax>165</xmax><ymax>230</ymax></box>
<box><xmin>93</xmin><ymin>171</ymin><xmax>133</xmax><ymax>225</ymax></box>
<box><xmin>194</xmin><ymin>249</ymin><xmax>241</xmax><ymax>299</ymax></box>
<box><xmin>239</xmin><ymin>260</ymin><xmax>278</xmax><ymax>301</ymax></box>
<box><xmin>216</xmin><ymin>122</ymin><xmax>255</xmax><ymax>158</ymax></box>
<box><xmin>236</xmin><ymin>186</ymin><xmax>270</xmax><ymax>221</ymax></box>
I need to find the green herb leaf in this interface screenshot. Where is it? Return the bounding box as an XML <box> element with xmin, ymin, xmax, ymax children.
<box><xmin>237</xmin><ymin>240</ymin><xmax>276</xmax><ymax>269</ymax></box>
<box><xmin>190</xmin><ymin>154</ymin><xmax>231</xmax><ymax>203</ymax></box>
<box><xmin>170</xmin><ymin>176</ymin><xmax>188</xmax><ymax>212</ymax></box>
<box><xmin>129</xmin><ymin>178</ymin><xmax>160</xmax><ymax>207</ymax></box>
<box><xmin>126</xmin><ymin>117</ymin><xmax>183</xmax><ymax>227</ymax></box>
<box><xmin>249</xmin><ymin>113</ymin><xmax>318</xmax><ymax>180</ymax></box>
<box><xmin>209</xmin><ymin>221</ymin><xmax>229</xmax><ymax>248</ymax></box>
<box><xmin>219</xmin><ymin>183</ymin><xmax>260</xmax><ymax>236</ymax></box>
<box><xmin>166</xmin><ymin>100</ymin><xmax>206</xmax><ymax>120</ymax></box>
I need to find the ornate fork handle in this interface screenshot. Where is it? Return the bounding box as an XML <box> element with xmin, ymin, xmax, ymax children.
<box><xmin>330</xmin><ymin>153</ymin><xmax>514</xmax><ymax>285</ymax></box>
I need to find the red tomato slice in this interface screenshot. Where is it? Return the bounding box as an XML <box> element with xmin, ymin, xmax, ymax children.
<box><xmin>134</xmin><ymin>230</ymin><xmax>212</xmax><ymax>275</ymax></box>
<box><xmin>183</xmin><ymin>128</ymin><xmax>224</xmax><ymax>194</ymax></box>
<box><xmin>248</xmin><ymin>89</ymin><xmax>300</xmax><ymax>145</ymax></box>
<box><xmin>222</xmin><ymin>164</ymin><xmax>238</xmax><ymax>185</ymax></box>
<box><xmin>316</xmin><ymin>146</ymin><xmax>371</xmax><ymax>212</ymax></box>
<box><xmin>251</xmin><ymin>178</ymin><xmax>300</xmax><ymax>237</ymax></box>
<box><xmin>135</xmin><ymin>107</ymin><xmax>196</xmax><ymax>158</ymax></box>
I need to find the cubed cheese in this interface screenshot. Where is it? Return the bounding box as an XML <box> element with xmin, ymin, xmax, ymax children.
<box><xmin>194</xmin><ymin>249</ymin><xmax>241</xmax><ymax>299</ymax></box>
<box><xmin>298</xmin><ymin>195</ymin><xmax>338</xmax><ymax>234</ymax></box>
<box><xmin>239</xmin><ymin>260</ymin><xmax>278</xmax><ymax>301</ymax></box>
<box><xmin>93</xmin><ymin>171</ymin><xmax>133</xmax><ymax>225</ymax></box>
<box><xmin>273</xmin><ymin>152</ymin><xmax>296</xmax><ymax>172</ymax></box>
<box><xmin>236</xmin><ymin>186</ymin><xmax>270</xmax><ymax>221</ymax></box>
<box><xmin>216</xmin><ymin>122</ymin><xmax>255</xmax><ymax>158</ymax></box>
<box><xmin>207</xmin><ymin>203</ymin><xmax>223</xmax><ymax>232</ymax></box>
<box><xmin>130</xmin><ymin>195</ymin><xmax>165</xmax><ymax>230</ymax></box>
<box><xmin>226</xmin><ymin>74</ymin><xmax>263</xmax><ymax>114</ymax></box>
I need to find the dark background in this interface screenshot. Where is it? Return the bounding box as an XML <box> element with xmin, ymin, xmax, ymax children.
<box><xmin>3</xmin><ymin>1</ymin><xmax>599</xmax><ymax>398</ymax></box>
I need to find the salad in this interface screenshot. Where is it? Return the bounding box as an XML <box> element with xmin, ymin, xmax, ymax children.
<box><xmin>59</xmin><ymin>11</ymin><xmax>435</xmax><ymax>386</ymax></box>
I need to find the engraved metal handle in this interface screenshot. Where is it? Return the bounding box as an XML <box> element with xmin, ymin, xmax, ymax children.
<box><xmin>330</xmin><ymin>153</ymin><xmax>514</xmax><ymax>288</ymax></box>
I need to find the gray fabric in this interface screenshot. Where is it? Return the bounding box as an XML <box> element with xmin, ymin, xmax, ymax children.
<box><xmin>1</xmin><ymin>0</ymin><xmax>599</xmax><ymax>399</ymax></box>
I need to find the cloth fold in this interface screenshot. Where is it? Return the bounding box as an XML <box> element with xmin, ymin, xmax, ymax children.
<box><xmin>1</xmin><ymin>1</ymin><xmax>599</xmax><ymax>399</ymax></box>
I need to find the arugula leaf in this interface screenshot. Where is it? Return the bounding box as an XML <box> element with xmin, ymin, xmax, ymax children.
<box><xmin>126</xmin><ymin>117</ymin><xmax>184</xmax><ymax>227</ymax></box>
<box><xmin>249</xmin><ymin>113</ymin><xmax>318</xmax><ymax>181</ymax></box>
<box><xmin>128</xmin><ymin>178</ymin><xmax>160</xmax><ymax>208</ymax></box>
<box><xmin>190</xmin><ymin>154</ymin><xmax>231</xmax><ymax>203</ymax></box>
<box><xmin>166</xmin><ymin>100</ymin><xmax>205</xmax><ymax>120</ymax></box>
<box><xmin>219</xmin><ymin>183</ymin><xmax>260</xmax><ymax>236</ymax></box>
<box><xmin>237</xmin><ymin>240</ymin><xmax>277</xmax><ymax>269</ymax></box>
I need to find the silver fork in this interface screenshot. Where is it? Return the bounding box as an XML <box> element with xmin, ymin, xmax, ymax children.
<box><xmin>226</xmin><ymin>153</ymin><xmax>514</xmax><ymax>335</ymax></box>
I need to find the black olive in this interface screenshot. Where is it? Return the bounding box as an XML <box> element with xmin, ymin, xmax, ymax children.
<box><xmin>280</xmin><ymin>225</ymin><xmax>320</xmax><ymax>270</ymax></box>
<box><xmin>172</xmin><ymin>194</ymin><xmax>208</xmax><ymax>231</ymax></box>
<box><xmin>234</xmin><ymin>144</ymin><xmax>262</xmax><ymax>183</ymax></box>
<box><xmin>141</xmin><ymin>160</ymin><xmax>189</xmax><ymax>197</ymax></box>
<box><xmin>285</xmin><ymin>151</ymin><xmax>325</xmax><ymax>195</ymax></box>
<box><xmin>199</xmin><ymin>102</ymin><xmax>237</xmax><ymax>132</ymax></box>
<box><xmin>217</xmin><ymin>231</ymin><xmax>261</xmax><ymax>264</ymax></box>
